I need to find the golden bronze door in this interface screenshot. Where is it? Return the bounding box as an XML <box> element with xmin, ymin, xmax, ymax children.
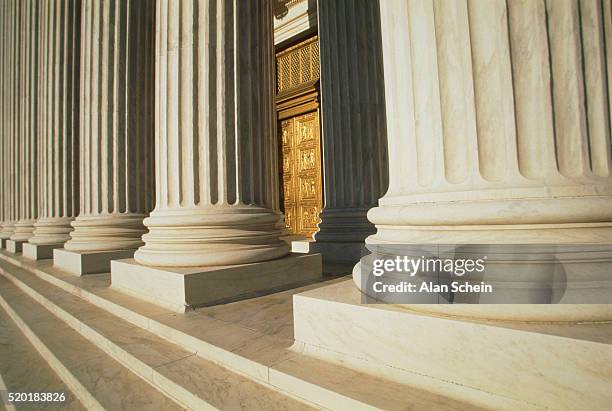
<box><xmin>279</xmin><ymin>111</ymin><xmax>322</xmax><ymax>237</ymax></box>
<box><xmin>276</xmin><ymin>35</ymin><xmax>323</xmax><ymax>237</ymax></box>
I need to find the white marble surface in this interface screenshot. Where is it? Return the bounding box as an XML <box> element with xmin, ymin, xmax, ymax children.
<box><xmin>0</xmin><ymin>251</ymin><xmax>494</xmax><ymax>410</ymax></box>
<box><xmin>294</xmin><ymin>279</ymin><xmax>612</xmax><ymax>410</ymax></box>
<box><xmin>111</xmin><ymin>254</ymin><xmax>322</xmax><ymax>312</ymax></box>
<box><xmin>54</xmin><ymin>248</ymin><xmax>135</xmax><ymax>276</ymax></box>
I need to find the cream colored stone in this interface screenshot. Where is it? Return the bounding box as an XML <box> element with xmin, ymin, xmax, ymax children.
<box><xmin>0</xmin><ymin>257</ymin><xmax>315</xmax><ymax>410</ymax></box>
<box><xmin>64</xmin><ymin>0</ymin><xmax>155</xmax><ymax>253</ymax></box>
<box><xmin>112</xmin><ymin>254</ymin><xmax>321</xmax><ymax>312</ymax></box>
<box><xmin>369</xmin><ymin>0</ymin><xmax>612</xmax><ymax>243</ymax></box>
<box><xmin>1</xmin><ymin>253</ymin><xmax>500</xmax><ymax>410</ymax></box>
<box><xmin>22</xmin><ymin>243</ymin><xmax>63</xmax><ymax>261</ymax></box>
<box><xmin>0</xmin><ymin>0</ymin><xmax>17</xmax><ymax>242</ymax></box>
<box><xmin>273</xmin><ymin>0</ymin><xmax>316</xmax><ymax>45</ymax></box>
<box><xmin>54</xmin><ymin>248</ymin><xmax>135</xmax><ymax>276</ymax></box>
<box><xmin>134</xmin><ymin>0</ymin><xmax>288</xmax><ymax>268</ymax></box>
<box><xmin>9</xmin><ymin>0</ymin><xmax>39</xmax><ymax>243</ymax></box>
<box><xmin>5</xmin><ymin>240</ymin><xmax>25</xmax><ymax>254</ymax></box>
<box><xmin>294</xmin><ymin>280</ymin><xmax>612</xmax><ymax>410</ymax></box>
<box><xmin>353</xmin><ymin>0</ymin><xmax>612</xmax><ymax>317</ymax></box>
<box><xmin>0</xmin><ymin>281</ymin><xmax>182</xmax><ymax>411</ymax></box>
<box><xmin>0</xmin><ymin>308</ymin><xmax>83</xmax><ymax>410</ymax></box>
<box><xmin>29</xmin><ymin>0</ymin><xmax>81</xmax><ymax>246</ymax></box>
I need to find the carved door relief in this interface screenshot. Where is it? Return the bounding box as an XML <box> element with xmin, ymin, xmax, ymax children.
<box><xmin>276</xmin><ymin>35</ymin><xmax>323</xmax><ymax>237</ymax></box>
<box><xmin>279</xmin><ymin>111</ymin><xmax>322</xmax><ymax>237</ymax></box>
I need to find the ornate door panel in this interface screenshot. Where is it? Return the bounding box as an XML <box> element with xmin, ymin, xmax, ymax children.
<box><xmin>279</xmin><ymin>111</ymin><xmax>322</xmax><ymax>237</ymax></box>
<box><xmin>276</xmin><ymin>35</ymin><xmax>322</xmax><ymax>237</ymax></box>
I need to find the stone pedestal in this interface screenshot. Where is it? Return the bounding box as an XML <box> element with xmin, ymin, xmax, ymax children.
<box><xmin>311</xmin><ymin>0</ymin><xmax>388</xmax><ymax>264</ymax></box>
<box><xmin>59</xmin><ymin>0</ymin><xmax>154</xmax><ymax>267</ymax></box>
<box><xmin>0</xmin><ymin>225</ymin><xmax>14</xmax><ymax>243</ymax></box>
<box><xmin>292</xmin><ymin>239</ymin><xmax>364</xmax><ymax>266</ymax></box>
<box><xmin>22</xmin><ymin>243</ymin><xmax>63</xmax><ymax>260</ymax></box>
<box><xmin>293</xmin><ymin>280</ymin><xmax>612</xmax><ymax>410</ymax></box>
<box><xmin>6</xmin><ymin>240</ymin><xmax>26</xmax><ymax>254</ymax></box>
<box><xmin>54</xmin><ymin>248</ymin><xmax>135</xmax><ymax>276</ymax></box>
<box><xmin>351</xmin><ymin>0</ymin><xmax>612</xmax><ymax>319</ymax></box>
<box><xmin>112</xmin><ymin>254</ymin><xmax>321</xmax><ymax>312</ymax></box>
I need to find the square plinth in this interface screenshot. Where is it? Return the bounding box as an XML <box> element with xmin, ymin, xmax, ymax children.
<box><xmin>291</xmin><ymin>240</ymin><xmax>365</xmax><ymax>264</ymax></box>
<box><xmin>0</xmin><ymin>238</ymin><xmax>7</xmax><ymax>249</ymax></box>
<box><xmin>54</xmin><ymin>248</ymin><xmax>136</xmax><ymax>276</ymax></box>
<box><xmin>111</xmin><ymin>253</ymin><xmax>323</xmax><ymax>312</ymax></box>
<box><xmin>6</xmin><ymin>240</ymin><xmax>26</xmax><ymax>254</ymax></box>
<box><xmin>22</xmin><ymin>243</ymin><xmax>63</xmax><ymax>260</ymax></box>
<box><xmin>293</xmin><ymin>280</ymin><xmax>612</xmax><ymax>410</ymax></box>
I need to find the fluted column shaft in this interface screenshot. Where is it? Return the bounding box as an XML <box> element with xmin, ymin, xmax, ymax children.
<box><xmin>366</xmin><ymin>0</ymin><xmax>612</xmax><ymax>246</ymax></box>
<box><xmin>315</xmin><ymin>0</ymin><xmax>388</xmax><ymax>243</ymax></box>
<box><xmin>64</xmin><ymin>0</ymin><xmax>154</xmax><ymax>252</ymax></box>
<box><xmin>135</xmin><ymin>0</ymin><xmax>288</xmax><ymax>267</ymax></box>
<box><xmin>0</xmin><ymin>0</ymin><xmax>19</xmax><ymax>240</ymax></box>
<box><xmin>1</xmin><ymin>0</ymin><xmax>16</xmax><ymax>240</ymax></box>
<box><xmin>29</xmin><ymin>0</ymin><xmax>81</xmax><ymax>246</ymax></box>
<box><xmin>10</xmin><ymin>0</ymin><xmax>38</xmax><ymax>242</ymax></box>
<box><xmin>0</xmin><ymin>0</ymin><xmax>6</xmax><ymax>237</ymax></box>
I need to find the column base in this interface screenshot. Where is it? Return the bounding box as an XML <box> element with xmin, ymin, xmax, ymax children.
<box><xmin>54</xmin><ymin>248</ymin><xmax>136</xmax><ymax>276</ymax></box>
<box><xmin>6</xmin><ymin>240</ymin><xmax>27</xmax><ymax>254</ymax></box>
<box><xmin>0</xmin><ymin>223</ymin><xmax>15</xmax><ymax>241</ymax></box>
<box><xmin>293</xmin><ymin>280</ymin><xmax>612</xmax><ymax>410</ymax></box>
<box><xmin>22</xmin><ymin>243</ymin><xmax>64</xmax><ymax>260</ymax></box>
<box><xmin>111</xmin><ymin>253</ymin><xmax>322</xmax><ymax>312</ymax></box>
<box><xmin>10</xmin><ymin>219</ymin><xmax>36</xmax><ymax>242</ymax></box>
<box><xmin>29</xmin><ymin>216</ymin><xmax>74</xmax><ymax>246</ymax></box>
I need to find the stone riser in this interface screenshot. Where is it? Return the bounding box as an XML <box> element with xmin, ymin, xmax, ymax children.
<box><xmin>293</xmin><ymin>281</ymin><xmax>612</xmax><ymax>410</ymax></box>
<box><xmin>0</xmin><ymin>262</ymin><xmax>317</xmax><ymax>410</ymax></box>
<box><xmin>0</xmin><ymin>307</ymin><xmax>84</xmax><ymax>409</ymax></box>
<box><xmin>0</xmin><ymin>255</ymin><xmax>380</xmax><ymax>410</ymax></box>
<box><xmin>0</xmin><ymin>283</ymin><xmax>182</xmax><ymax>410</ymax></box>
<box><xmin>0</xmin><ymin>295</ymin><xmax>103</xmax><ymax>410</ymax></box>
<box><xmin>0</xmin><ymin>251</ymin><xmax>510</xmax><ymax>410</ymax></box>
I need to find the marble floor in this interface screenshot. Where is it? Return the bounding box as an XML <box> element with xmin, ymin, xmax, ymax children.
<box><xmin>0</xmin><ymin>251</ymin><xmax>494</xmax><ymax>410</ymax></box>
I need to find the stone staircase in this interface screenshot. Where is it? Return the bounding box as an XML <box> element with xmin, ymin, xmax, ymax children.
<box><xmin>0</xmin><ymin>250</ymin><xmax>527</xmax><ymax>410</ymax></box>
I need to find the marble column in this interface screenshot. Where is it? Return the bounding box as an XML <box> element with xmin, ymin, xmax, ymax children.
<box><xmin>34</xmin><ymin>0</ymin><xmax>82</xmax><ymax>245</ymax></box>
<box><xmin>25</xmin><ymin>0</ymin><xmax>81</xmax><ymax>259</ymax></box>
<box><xmin>134</xmin><ymin>0</ymin><xmax>289</xmax><ymax>267</ymax></box>
<box><xmin>0</xmin><ymin>0</ymin><xmax>19</xmax><ymax>243</ymax></box>
<box><xmin>61</xmin><ymin>0</ymin><xmax>154</xmax><ymax>254</ymax></box>
<box><xmin>368</xmin><ymin>0</ymin><xmax>612</xmax><ymax>244</ymax></box>
<box><xmin>7</xmin><ymin>0</ymin><xmax>39</xmax><ymax>251</ymax></box>
<box><xmin>0</xmin><ymin>0</ymin><xmax>6</xmax><ymax>244</ymax></box>
<box><xmin>355</xmin><ymin>0</ymin><xmax>612</xmax><ymax>316</ymax></box>
<box><xmin>310</xmin><ymin>0</ymin><xmax>388</xmax><ymax>263</ymax></box>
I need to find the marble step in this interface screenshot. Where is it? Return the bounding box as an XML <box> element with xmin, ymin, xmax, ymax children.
<box><xmin>0</xmin><ymin>305</ymin><xmax>84</xmax><ymax>411</ymax></box>
<box><xmin>293</xmin><ymin>280</ymin><xmax>612</xmax><ymax>410</ymax></box>
<box><xmin>0</xmin><ymin>264</ymin><xmax>317</xmax><ymax>411</ymax></box>
<box><xmin>0</xmin><ymin>277</ymin><xmax>182</xmax><ymax>411</ymax></box>
<box><xmin>0</xmin><ymin>251</ymin><xmax>492</xmax><ymax>411</ymax></box>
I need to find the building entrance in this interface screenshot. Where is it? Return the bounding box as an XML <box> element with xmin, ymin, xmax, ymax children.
<box><xmin>276</xmin><ymin>36</ymin><xmax>322</xmax><ymax>237</ymax></box>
